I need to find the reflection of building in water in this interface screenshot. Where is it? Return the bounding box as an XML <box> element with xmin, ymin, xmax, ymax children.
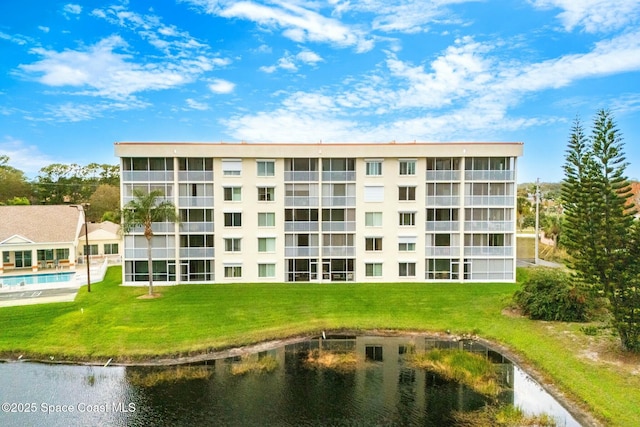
<box><xmin>294</xmin><ymin>335</ymin><xmax>515</xmax><ymax>417</ymax></box>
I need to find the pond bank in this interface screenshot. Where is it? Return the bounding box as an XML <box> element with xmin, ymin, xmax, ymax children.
<box><xmin>1</xmin><ymin>329</ymin><xmax>603</xmax><ymax>426</ymax></box>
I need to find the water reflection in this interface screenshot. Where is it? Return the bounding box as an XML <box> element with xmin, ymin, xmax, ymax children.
<box><xmin>0</xmin><ymin>335</ymin><xmax>581</xmax><ymax>426</ymax></box>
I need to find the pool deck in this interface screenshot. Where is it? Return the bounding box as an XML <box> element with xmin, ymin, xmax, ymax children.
<box><xmin>0</xmin><ymin>287</ymin><xmax>79</xmax><ymax>307</ymax></box>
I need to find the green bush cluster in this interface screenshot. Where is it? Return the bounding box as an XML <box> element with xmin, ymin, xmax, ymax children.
<box><xmin>514</xmin><ymin>268</ymin><xmax>591</xmax><ymax>322</ymax></box>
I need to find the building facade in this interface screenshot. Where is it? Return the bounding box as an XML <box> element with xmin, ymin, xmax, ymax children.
<box><xmin>115</xmin><ymin>142</ymin><xmax>523</xmax><ymax>285</ymax></box>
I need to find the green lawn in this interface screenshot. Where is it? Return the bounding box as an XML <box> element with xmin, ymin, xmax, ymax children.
<box><xmin>1</xmin><ymin>266</ymin><xmax>638</xmax><ymax>426</ymax></box>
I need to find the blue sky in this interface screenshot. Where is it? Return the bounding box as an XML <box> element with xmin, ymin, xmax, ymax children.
<box><xmin>1</xmin><ymin>0</ymin><xmax>639</xmax><ymax>183</ymax></box>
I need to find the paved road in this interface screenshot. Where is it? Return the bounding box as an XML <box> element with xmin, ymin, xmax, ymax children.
<box><xmin>0</xmin><ymin>287</ymin><xmax>79</xmax><ymax>307</ymax></box>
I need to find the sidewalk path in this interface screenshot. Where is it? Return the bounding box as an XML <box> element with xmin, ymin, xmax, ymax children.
<box><xmin>0</xmin><ymin>287</ymin><xmax>79</xmax><ymax>307</ymax></box>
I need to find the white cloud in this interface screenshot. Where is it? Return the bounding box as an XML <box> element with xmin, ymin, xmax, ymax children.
<box><xmin>63</xmin><ymin>4</ymin><xmax>82</xmax><ymax>15</ymax></box>
<box><xmin>209</xmin><ymin>79</ymin><xmax>235</xmax><ymax>94</ymax></box>
<box><xmin>0</xmin><ymin>137</ymin><xmax>53</xmax><ymax>176</ymax></box>
<box><xmin>38</xmin><ymin>26</ymin><xmax>50</xmax><ymax>33</ymax></box>
<box><xmin>185</xmin><ymin>98</ymin><xmax>210</xmax><ymax>110</ymax></box>
<box><xmin>296</xmin><ymin>50</ymin><xmax>323</xmax><ymax>64</ymax></box>
<box><xmin>18</xmin><ymin>36</ymin><xmax>195</xmax><ymax>100</ymax></box>
<box><xmin>530</xmin><ymin>0</ymin><xmax>640</xmax><ymax>33</ymax></box>
<box><xmin>183</xmin><ymin>0</ymin><xmax>373</xmax><ymax>52</ymax></box>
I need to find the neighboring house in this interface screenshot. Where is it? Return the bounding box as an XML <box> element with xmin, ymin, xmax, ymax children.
<box><xmin>0</xmin><ymin>205</ymin><xmax>84</xmax><ymax>275</ymax></box>
<box><xmin>115</xmin><ymin>141</ymin><xmax>524</xmax><ymax>285</ymax></box>
<box><xmin>79</xmin><ymin>221</ymin><xmax>122</xmax><ymax>264</ymax></box>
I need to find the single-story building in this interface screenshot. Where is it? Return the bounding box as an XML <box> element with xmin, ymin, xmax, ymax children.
<box><xmin>79</xmin><ymin>220</ymin><xmax>122</xmax><ymax>264</ymax></box>
<box><xmin>0</xmin><ymin>205</ymin><xmax>85</xmax><ymax>274</ymax></box>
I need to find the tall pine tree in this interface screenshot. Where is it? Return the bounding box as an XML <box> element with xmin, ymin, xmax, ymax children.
<box><xmin>562</xmin><ymin>109</ymin><xmax>639</xmax><ymax>352</ymax></box>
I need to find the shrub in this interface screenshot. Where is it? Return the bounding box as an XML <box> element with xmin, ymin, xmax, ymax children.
<box><xmin>513</xmin><ymin>268</ymin><xmax>591</xmax><ymax>322</ymax></box>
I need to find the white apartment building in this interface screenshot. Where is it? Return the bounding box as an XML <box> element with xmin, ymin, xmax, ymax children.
<box><xmin>115</xmin><ymin>142</ymin><xmax>523</xmax><ymax>285</ymax></box>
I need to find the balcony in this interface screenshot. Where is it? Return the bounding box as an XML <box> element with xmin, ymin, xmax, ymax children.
<box><xmin>130</xmin><ymin>223</ymin><xmax>176</xmax><ymax>233</ymax></box>
<box><xmin>464</xmin><ymin>196</ymin><xmax>514</xmax><ymax>206</ymax></box>
<box><xmin>285</xmin><ymin>196</ymin><xmax>319</xmax><ymax>207</ymax></box>
<box><xmin>322</xmin><ymin>171</ymin><xmax>356</xmax><ymax>181</ymax></box>
<box><xmin>179</xmin><ymin>247</ymin><xmax>215</xmax><ymax>258</ymax></box>
<box><xmin>425</xmin><ymin>247</ymin><xmax>459</xmax><ymax>257</ymax></box>
<box><xmin>285</xmin><ymin>171</ymin><xmax>319</xmax><ymax>182</ymax></box>
<box><xmin>178</xmin><ymin>196</ymin><xmax>215</xmax><ymax>207</ymax></box>
<box><xmin>322</xmin><ymin>221</ymin><xmax>356</xmax><ymax>232</ymax></box>
<box><xmin>425</xmin><ymin>221</ymin><xmax>459</xmax><ymax>232</ymax></box>
<box><xmin>180</xmin><ymin>222</ymin><xmax>214</xmax><ymax>233</ymax></box>
<box><xmin>464</xmin><ymin>221</ymin><xmax>513</xmax><ymax>232</ymax></box>
<box><xmin>125</xmin><ymin>248</ymin><xmax>175</xmax><ymax>258</ymax></box>
<box><xmin>425</xmin><ymin>170</ymin><xmax>461</xmax><ymax>181</ymax></box>
<box><xmin>463</xmin><ymin>246</ymin><xmax>514</xmax><ymax>256</ymax></box>
<box><xmin>322</xmin><ymin>246</ymin><xmax>356</xmax><ymax>257</ymax></box>
<box><xmin>464</xmin><ymin>170</ymin><xmax>515</xmax><ymax>181</ymax></box>
<box><xmin>285</xmin><ymin>221</ymin><xmax>319</xmax><ymax>232</ymax></box>
<box><xmin>321</xmin><ymin>196</ymin><xmax>356</xmax><ymax>207</ymax></box>
<box><xmin>122</xmin><ymin>171</ymin><xmax>174</xmax><ymax>182</ymax></box>
<box><xmin>178</xmin><ymin>171</ymin><xmax>214</xmax><ymax>181</ymax></box>
<box><xmin>285</xmin><ymin>246</ymin><xmax>320</xmax><ymax>257</ymax></box>
<box><xmin>425</xmin><ymin>195</ymin><xmax>459</xmax><ymax>207</ymax></box>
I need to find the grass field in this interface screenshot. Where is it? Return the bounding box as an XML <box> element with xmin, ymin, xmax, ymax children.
<box><xmin>1</xmin><ymin>266</ymin><xmax>638</xmax><ymax>426</ymax></box>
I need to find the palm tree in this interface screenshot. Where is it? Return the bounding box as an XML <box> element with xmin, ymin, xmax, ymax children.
<box><xmin>121</xmin><ymin>189</ymin><xmax>178</xmax><ymax>296</ymax></box>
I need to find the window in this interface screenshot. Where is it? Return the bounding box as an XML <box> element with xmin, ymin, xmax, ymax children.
<box><xmin>365</xmin><ymin>212</ymin><xmax>382</xmax><ymax>227</ymax></box>
<box><xmin>399</xmin><ymin>186</ymin><xmax>416</xmax><ymax>201</ymax></box>
<box><xmin>399</xmin><ymin>212</ymin><xmax>416</xmax><ymax>226</ymax></box>
<box><xmin>222</xmin><ymin>159</ymin><xmax>242</xmax><ymax>176</ymax></box>
<box><xmin>56</xmin><ymin>248</ymin><xmax>70</xmax><ymax>260</ymax></box>
<box><xmin>257</xmin><ymin>160</ymin><xmax>275</xmax><ymax>177</ymax></box>
<box><xmin>258</xmin><ymin>263</ymin><xmax>276</xmax><ymax>278</ymax></box>
<box><xmin>365</xmin><ymin>263</ymin><xmax>383</xmax><ymax>277</ymax></box>
<box><xmin>399</xmin><ymin>160</ymin><xmax>416</xmax><ymax>175</ymax></box>
<box><xmin>365</xmin><ymin>345</ymin><xmax>383</xmax><ymax>361</ymax></box>
<box><xmin>224</xmin><ymin>265</ymin><xmax>242</xmax><ymax>278</ymax></box>
<box><xmin>258</xmin><ymin>212</ymin><xmax>276</xmax><ymax>227</ymax></box>
<box><xmin>258</xmin><ymin>237</ymin><xmax>276</xmax><ymax>252</ymax></box>
<box><xmin>223</xmin><ymin>186</ymin><xmax>242</xmax><ymax>201</ymax></box>
<box><xmin>104</xmin><ymin>243</ymin><xmax>119</xmax><ymax>255</ymax></box>
<box><xmin>365</xmin><ymin>237</ymin><xmax>382</xmax><ymax>251</ymax></box>
<box><xmin>224</xmin><ymin>212</ymin><xmax>242</xmax><ymax>227</ymax></box>
<box><xmin>364</xmin><ymin>186</ymin><xmax>384</xmax><ymax>202</ymax></box>
<box><xmin>258</xmin><ymin>187</ymin><xmax>275</xmax><ymax>201</ymax></box>
<box><xmin>84</xmin><ymin>244</ymin><xmax>99</xmax><ymax>255</ymax></box>
<box><xmin>366</xmin><ymin>161</ymin><xmax>382</xmax><ymax>176</ymax></box>
<box><xmin>224</xmin><ymin>238</ymin><xmax>241</xmax><ymax>252</ymax></box>
<box><xmin>399</xmin><ymin>242</ymin><xmax>415</xmax><ymax>251</ymax></box>
<box><xmin>399</xmin><ymin>262</ymin><xmax>416</xmax><ymax>277</ymax></box>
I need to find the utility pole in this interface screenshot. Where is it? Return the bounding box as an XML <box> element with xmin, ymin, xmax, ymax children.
<box><xmin>535</xmin><ymin>178</ymin><xmax>540</xmax><ymax>265</ymax></box>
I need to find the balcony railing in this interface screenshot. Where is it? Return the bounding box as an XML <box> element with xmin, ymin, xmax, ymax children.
<box><xmin>178</xmin><ymin>196</ymin><xmax>215</xmax><ymax>207</ymax></box>
<box><xmin>122</xmin><ymin>171</ymin><xmax>174</xmax><ymax>182</ymax></box>
<box><xmin>425</xmin><ymin>195</ymin><xmax>459</xmax><ymax>206</ymax></box>
<box><xmin>178</xmin><ymin>171</ymin><xmax>214</xmax><ymax>181</ymax></box>
<box><xmin>125</xmin><ymin>248</ymin><xmax>175</xmax><ymax>258</ymax></box>
<box><xmin>464</xmin><ymin>170</ymin><xmax>515</xmax><ymax>181</ymax></box>
<box><xmin>322</xmin><ymin>171</ymin><xmax>356</xmax><ymax>181</ymax></box>
<box><xmin>179</xmin><ymin>222</ymin><xmax>214</xmax><ymax>233</ymax></box>
<box><xmin>464</xmin><ymin>196</ymin><xmax>514</xmax><ymax>206</ymax></box>
<box><xmin>425</xmin><ymin>247</ymin><xmax>460</xmax><ymax>257</ymax></box>
<box><xmin>129</xmin><ymin>223</ymin><xmax>176</xmax><ymax>233</ymax></box>
<box><xmin>285</xmin><ymin>171</ymin><xmax>319</xmax><ymax>182</ymax></box>
<box><xmin>425</xmin><ymin>170</ymin><xmax>461</xmax><ymax>181</ymax></box>
<box><xmin>284</xmin><ymin>196</ymin><xmax>319</xmax><ymax>207</ymax></box>
<box><xmin>285</xmin><ymin>246</ymin><xmax>320</xmax><ymax>257</ymax></box>
<box><xmin>285</xmin><ymin>221</ymin><xmax>319</xmax><ymax>232</ymax></box>
<box><xmin>179</xmin><ymin>247</ymin><xmax>215</xmax><ymax>258</ymax></box>
<box><xmin>322</xmin><ymin>246</ymin><xmax>356</xmax><ymax>257</ymax></box>
<box><xmin>425</xmin><ymin>221</ymin><xmax>459</xmax><ymax>232</ymax></box>
<box><xmin>464</xmin><ymin>221</ymin><xmax>513</xmax><ymax>232</ymax></box>
<box><xmin>322</xmin><ymin>221</ymin><xmax>356</xmax><ymax>232</ymax></box>
<box><xmin>463</xmin><ymin>246</ymin><xmax>514</xmax><ymax>256</ymax></box>
<box><xmin>321</xmin><ymin>196</ymin><xmax>356</xmax><ymax>207</ymax></box>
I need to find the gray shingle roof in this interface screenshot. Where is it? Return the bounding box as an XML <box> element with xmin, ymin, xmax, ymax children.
<box><xmin>0</xmin><ymin>205</ymin><xmax>82</xmax><ymax>244</ymax></box>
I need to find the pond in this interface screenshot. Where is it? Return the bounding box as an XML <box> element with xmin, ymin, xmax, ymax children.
<box><xmin>0</xmin><ymin>335</ymin><xmax>582</xmax><ymax>426</ymax></box>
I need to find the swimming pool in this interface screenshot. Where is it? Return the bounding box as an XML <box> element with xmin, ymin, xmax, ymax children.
<box><xmin>0</xmin><ymin>272</ymin><xmax>76</xmax><ymax>287</ymax></box>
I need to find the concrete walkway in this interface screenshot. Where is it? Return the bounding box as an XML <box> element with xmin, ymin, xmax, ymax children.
<box><xmin>0</xmin><ymin>287</ymin><xmax>79</xmax><ymax>307</ymax></box>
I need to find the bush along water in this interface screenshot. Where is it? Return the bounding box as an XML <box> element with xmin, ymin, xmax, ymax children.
<box><xmin>513</xmin><ymin>268</ymin><xmax>595</xmax><ymax>322</ymax></box>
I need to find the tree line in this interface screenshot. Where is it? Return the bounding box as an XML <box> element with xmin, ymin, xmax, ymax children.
<box><xmin>0</xmin><ymin>156</ymin><xmax>120</xmax><ymax>222</ymax></box>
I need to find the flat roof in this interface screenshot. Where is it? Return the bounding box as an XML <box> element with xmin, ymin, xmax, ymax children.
<box><xmin>115</xmin><ymin>141</ymin><xmax>524</xmax><ymax>158</ymax></box>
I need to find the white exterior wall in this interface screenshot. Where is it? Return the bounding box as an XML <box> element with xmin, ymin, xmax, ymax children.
<box><xmin>116</xmin><ymin>142</ymin><xmax>523</xmax><ymax>285</ymax></box>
